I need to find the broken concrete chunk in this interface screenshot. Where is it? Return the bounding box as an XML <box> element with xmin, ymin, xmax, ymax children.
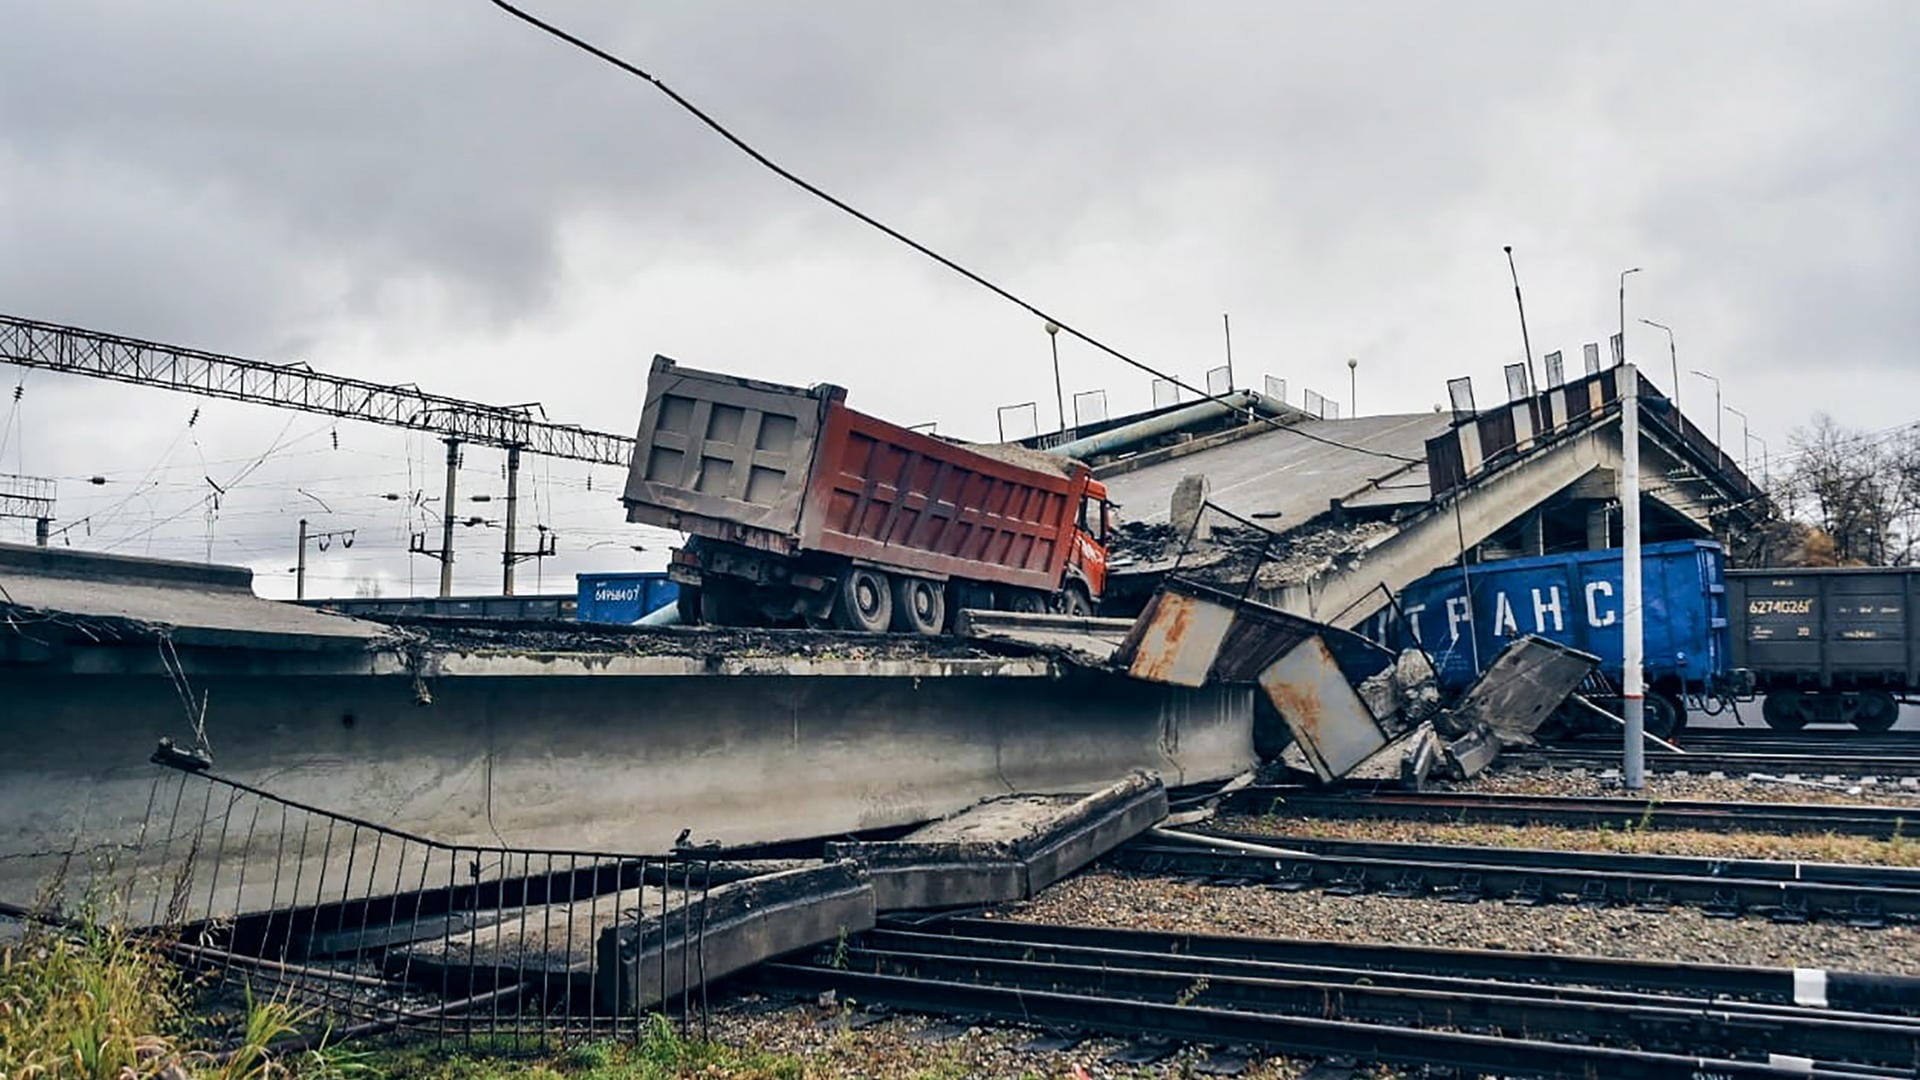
<box><xmin>825</xmin><ymin>771</ymin><xmax>1167</xmax><ymax>911</ymax></box>
<box><xmin>1170</xmin><ymin>474</ymin><xmax>1212</xmax><ymax>543</ymax></box>
<box><xmin>595</xmin><ymin>860</ymin><xmax>874</xmax><ymax>1014</ymax></box>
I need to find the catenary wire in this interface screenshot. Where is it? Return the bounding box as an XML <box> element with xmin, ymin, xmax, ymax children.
<box><xmin>484</xmin><ymin>0</ymin><xmax>1421</xmax><ymax>465</ymax></box>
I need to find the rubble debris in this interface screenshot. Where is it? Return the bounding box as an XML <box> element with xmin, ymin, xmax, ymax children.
<box><xmin>1400</xmin><ymin>637</ymin><xmax>1601</xmax><ymax>789</ymax></box>
<box><xmin>1107</xmin><ymin>516</ymin><xmax>1396</xmax><ymax>591</ymax></box>
<box><xmin>1116</xmin><ymin>577</ymin><xmax>1595</xmax><ymax>789</ymax></box>
<box><xmin>1169</xmin><ymin>474</ymin><xmax>1211</xmax><ymax>543</ymax></box>
<box><xmin>387</xmin><ymin>619</ymin><xmax>1030</xmax><ymax>663</ymax></box>
<box><xmin>826</xmin><ymin>772</ymin><xmax>1167</xmax><ymax>911</ymax></box>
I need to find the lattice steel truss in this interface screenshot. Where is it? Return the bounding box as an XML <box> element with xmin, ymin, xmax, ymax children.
<box><xmin>0</xmin><ymin>314</ymin><xmax>635</xmax><ymax>466</ymax></box>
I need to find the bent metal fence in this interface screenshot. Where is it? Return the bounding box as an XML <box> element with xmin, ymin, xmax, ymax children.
<box><xmin>35</xmin><ymin>741</ymin><xmax>717</xmax><ymax>1054</ymax></box>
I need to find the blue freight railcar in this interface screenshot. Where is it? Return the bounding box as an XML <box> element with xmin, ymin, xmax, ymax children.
<box><xmin>1376</xmin><ymin>539</ymin><xmax>1731</xmax><ymax>729</ymax></box>
<box><xmin>575</xmin><ymin>571</ymin><xmax>680</xmax><ymax>624</ymax></box>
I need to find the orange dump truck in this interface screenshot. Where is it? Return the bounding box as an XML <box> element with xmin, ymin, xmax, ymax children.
<box><xmin>621</xmin><ymin>357</ymin><xmax>1111</xmax><ymax>633</ymax></box>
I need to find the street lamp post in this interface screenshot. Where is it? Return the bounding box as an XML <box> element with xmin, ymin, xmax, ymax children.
<box><xmin>1724</xmin><ymin>405</ymin><xmax>1751</xmax><ymax>475</ymax></box>
<box><xmin>1752</xmin><ymin>433</ymin><xmax>1770</xmax><ymax>490</ymax></box>
<box><xmin>1691</xmin><ymin>369</ymin><xmax>1723</xmax><ymax>466</ymax></box>
<box><xmin>1638</xmin><ymin>318</ymin><xmax>1679</xmax><ymax>409</ymax></box>
<box><xmin>1618</xmin><ymin>268</ymin><xmax>1642</xmax><ymax>364</ymax></box>
<box><xmin>1348</xmin><ymin>357</ymin><xmax>1358</xmax><ymax>417</ymax></box>
<box><xmin>1045</xmin><ymin>322</ymin><xmax>1066</xmax><ymax>435</ymax></box>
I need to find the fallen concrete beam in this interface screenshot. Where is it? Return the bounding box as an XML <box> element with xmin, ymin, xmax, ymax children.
<box><xmin>595</xmin><ymin>862</ymin><xmax>873</xmax><ymax>1013</ymax></box>
<box><xmin>952</xmin><ymin>609</ymin><xmax>1137</xmax><ymax>667</ymax></box>
<box><xmin>825</xmin><ymin>772</ymin><xmax>1168</xmax><ymax>911</ymax></box>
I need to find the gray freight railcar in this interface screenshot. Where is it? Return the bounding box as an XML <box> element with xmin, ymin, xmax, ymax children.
<box><xmin>1727</xmin><ymin>567</ymin><xmax>1920</xmax><ymax>731</ymax></box>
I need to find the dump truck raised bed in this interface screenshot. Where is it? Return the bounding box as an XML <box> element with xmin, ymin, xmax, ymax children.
<box><xmin>621</xmin><ymin>357</ymin><xmax>1111</xmax><ymax>632</ymax></box>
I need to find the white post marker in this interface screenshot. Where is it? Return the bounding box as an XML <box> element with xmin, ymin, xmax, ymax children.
<box><xmin>1620</xmin><ymin>363</ymin><xmax>1645</xmax><ymax>790</ymax></box>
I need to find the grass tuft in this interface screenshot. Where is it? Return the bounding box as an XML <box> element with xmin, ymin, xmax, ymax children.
<box><xmin>0</xmin><ymin>919</ymin><xmax>183</xmax><ymax>1079</ymax></box>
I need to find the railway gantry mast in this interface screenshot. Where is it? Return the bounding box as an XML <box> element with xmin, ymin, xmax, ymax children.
<box><xmin>0</xmin><ymin>313</ymin><xmax>635</xmax><ymax>596</ymax></box>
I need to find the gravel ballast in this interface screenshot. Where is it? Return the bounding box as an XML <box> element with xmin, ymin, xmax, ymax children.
<box><xmin>708</xmin><ymin>996</ymin><xmax>1310</xmax><ymax>1079</ymax></box>
<box><xmin>1217</xmin><ymin>813</ymin><xmax>1920</xmax><ymax>865</ymax></box>
<box><xmin>1457</xmin><ymin>769</ymin><xmax>1920</xmax><ymax>807</ymax></box>
<box><xmin>1013</xmin><ymin>870</ymin><xmax>1920</xmax><ymax>975</ymax></box>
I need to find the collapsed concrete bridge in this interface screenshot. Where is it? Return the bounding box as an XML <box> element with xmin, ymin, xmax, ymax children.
<box><xmin>0</xmin><ymin>543</ymin><xmax>1252</xmax><ymax>915</ymax></box>
<box><xmin>1093</xmin><ymin>365</ymin><xmax>1763</xmax><ymax>629</ymax></box>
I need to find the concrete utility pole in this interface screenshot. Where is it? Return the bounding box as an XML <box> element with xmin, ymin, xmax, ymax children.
<box><xmin>438</xmin><ymin>438</ymin><xmax>459</xmax><ymax>597</ymax></box>
<box><xmin>503</xmin><ymin>445</ymin><xmax>520</xmax><ymax>596</ymax></box>
<box><xmin>1620</xmin><ymin>363</ymin><xmax>1646</xmax><ymax>790</ymax></box>
<box><xmin>293</xmin><ymin>517</ymin><xmax>355</xmax><ymax>601</ymax></box>
<box><xmin>1045</xmin><ymin>322</ymin><xmax>1065</xmax><ymax>434</ymax></box>
<box><xmin>1638</xmin><ymin>318</ymin><xmax>1679</xmax><ymax>409</ymax></box>
<box><xmin>1691</xmin><ymin>370</ymin><xmax>1722</xmax><ymax>466</ymax></box>
<box><xmin>406</xmin><ymin>439</ymin><xmax>471</xmax><ymax>597</ymax></box>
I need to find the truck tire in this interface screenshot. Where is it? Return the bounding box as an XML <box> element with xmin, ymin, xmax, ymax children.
<box><xmin>833</xmin><ymin>567</ymin><xmax>893</xmax><ymax>633</ymax></box>
<box><xmin>1853</xmin><ymin>689</ymin><xmax>1900</xmax><ymax>733</ymax></box>
<box><xmin>890</xmin><ymin>576</ymin><xmax>947</xmax><ymax>635</ymax></box>
<box><xmin>1056</xmin><ymin>584</ymin><xmax>1094</xmax><ymax>617</ymax></box>
<box><xmin>1762</xmin><ymin>692</ymin><xmax>1809</xmax><ymax>731</ymax></box>
<box><xmin>1005</xmin><ymin>589</ymin><xmax>1047</xmax><ymax>615</ymax></box>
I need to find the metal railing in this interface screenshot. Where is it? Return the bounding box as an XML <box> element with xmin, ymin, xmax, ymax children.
<box><xmin>24</xmin><ymin>744</ymin><xmax>715</xmax><ymax>1056</ymax></box>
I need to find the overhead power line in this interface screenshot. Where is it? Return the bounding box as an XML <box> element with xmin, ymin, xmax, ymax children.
<box><xmin>486</xmin><ymin>1</ymin><xmax>1422</xmax><ymax>466</ymax></box>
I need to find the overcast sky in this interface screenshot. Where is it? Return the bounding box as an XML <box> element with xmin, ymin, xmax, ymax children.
<box><xmin>1</xmin><ymin>1</ymin><xmax>1914</xmax><ymax>598</ymax></box>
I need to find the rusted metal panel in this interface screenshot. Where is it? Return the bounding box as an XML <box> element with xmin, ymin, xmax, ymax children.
<box><xmin>1115</xmin><ymin>577</ymin><xmax>1394</xmax><ymax>691</ymax></box>
<box><xmin>1449</xmin><ymin>635</ymin><xmax>1599</xmax><ymax>744</ymax></box>
<box><xmin>622</xmin><ymin>356</ymin><xmax>835</xmax><ymax>552</ymax></box>
<box><xmin>1116</xmin><ymin>587</ymin><xmax>1235</xmax><ymax>687</ymax></box>
<box><xmin>1258</xmin><ymin>636</ymin><xmax>1388</xmax><ymax>782</ymax></box>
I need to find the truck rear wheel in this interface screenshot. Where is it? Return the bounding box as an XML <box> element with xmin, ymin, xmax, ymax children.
<box><xmin>833</xmin><ymin>567</ymin><xmax>893</xmax><ymax>633</ymax></box>
<box><xmin>1005</xmin><ymin>589</ymin><xmax>1047</xmax><ymax>615</ymax></box>
<box><xmin>1056</xmin><ymin>585</ymin><xmax>1094</xmax><ymax>617</ymax></box>
<box><xmin>890</xmin><ymin>577</ymin><xmax>947</xmax><ymax>635</ymax></box>
<box><xmin>1762</xmin><ymin>692</ymin><xmax>1809</xmax><ymax>731</ymax></box>
<box><xmin>1853</xmin><ymin>690</ymin><xmax>1900</xmax><ymax>732</ymax></box>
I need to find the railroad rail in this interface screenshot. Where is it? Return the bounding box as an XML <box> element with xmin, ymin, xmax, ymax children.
<box><xmin>759</xmin><ymin>916</ymin><xmax>1920</xmax><ymax>1078</ymax></box>
<box><xmin>1507</xmin><ymin>746</ymin><xmax>1920</xmax><ymax>779</ymax></box>
<box><xmin>1110</xmin><ymin>835</ymin><xmax>1920</xmax><ymax>924</ymax></box>
<box><xmin>1222</xmin><ymin>788</ymin><xmax>1920</xmax><ymax>839</ymax></box>
<box><xmin>1668</xmin><ymin>731</ymin><xmax>1920</xmax><ymax>755</ymax></box>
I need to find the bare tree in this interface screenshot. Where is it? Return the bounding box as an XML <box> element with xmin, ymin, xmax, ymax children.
<box><xmin>1780</xmin><ymin>415</ymin><xmax>1920</xmax><ymax>566</ymax></box>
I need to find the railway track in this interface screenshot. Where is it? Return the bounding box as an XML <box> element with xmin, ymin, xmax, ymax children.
<box><xmin>1223</xmin><ymin>788</ymin><xmax>1920</xmax><ymax>838</ymax></box>
<box><xmin>1506</xmin><ymin>746</ymin><xmax>1920</xmax><ymax>779</ymax></box>
<box><xmin>1109</xmin><ymin>834</ymin><xmax>1920</xmax><ymax>923</ymax></box>
<box><xmin>760</xmin><ymin>915</ymin><xmax>1920</xmax><ymax>1078</ymax></box>
<box><xmin>1582</xmin><ymin>729</ymin><xmax>1920</xmax><ymax>755</ymax></box>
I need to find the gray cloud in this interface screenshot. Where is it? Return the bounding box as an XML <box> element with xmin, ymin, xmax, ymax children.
<box><xmin>1</xmin><ymin>0</ymin><xmax>1914</xmax><ymax>593</ymax></box>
